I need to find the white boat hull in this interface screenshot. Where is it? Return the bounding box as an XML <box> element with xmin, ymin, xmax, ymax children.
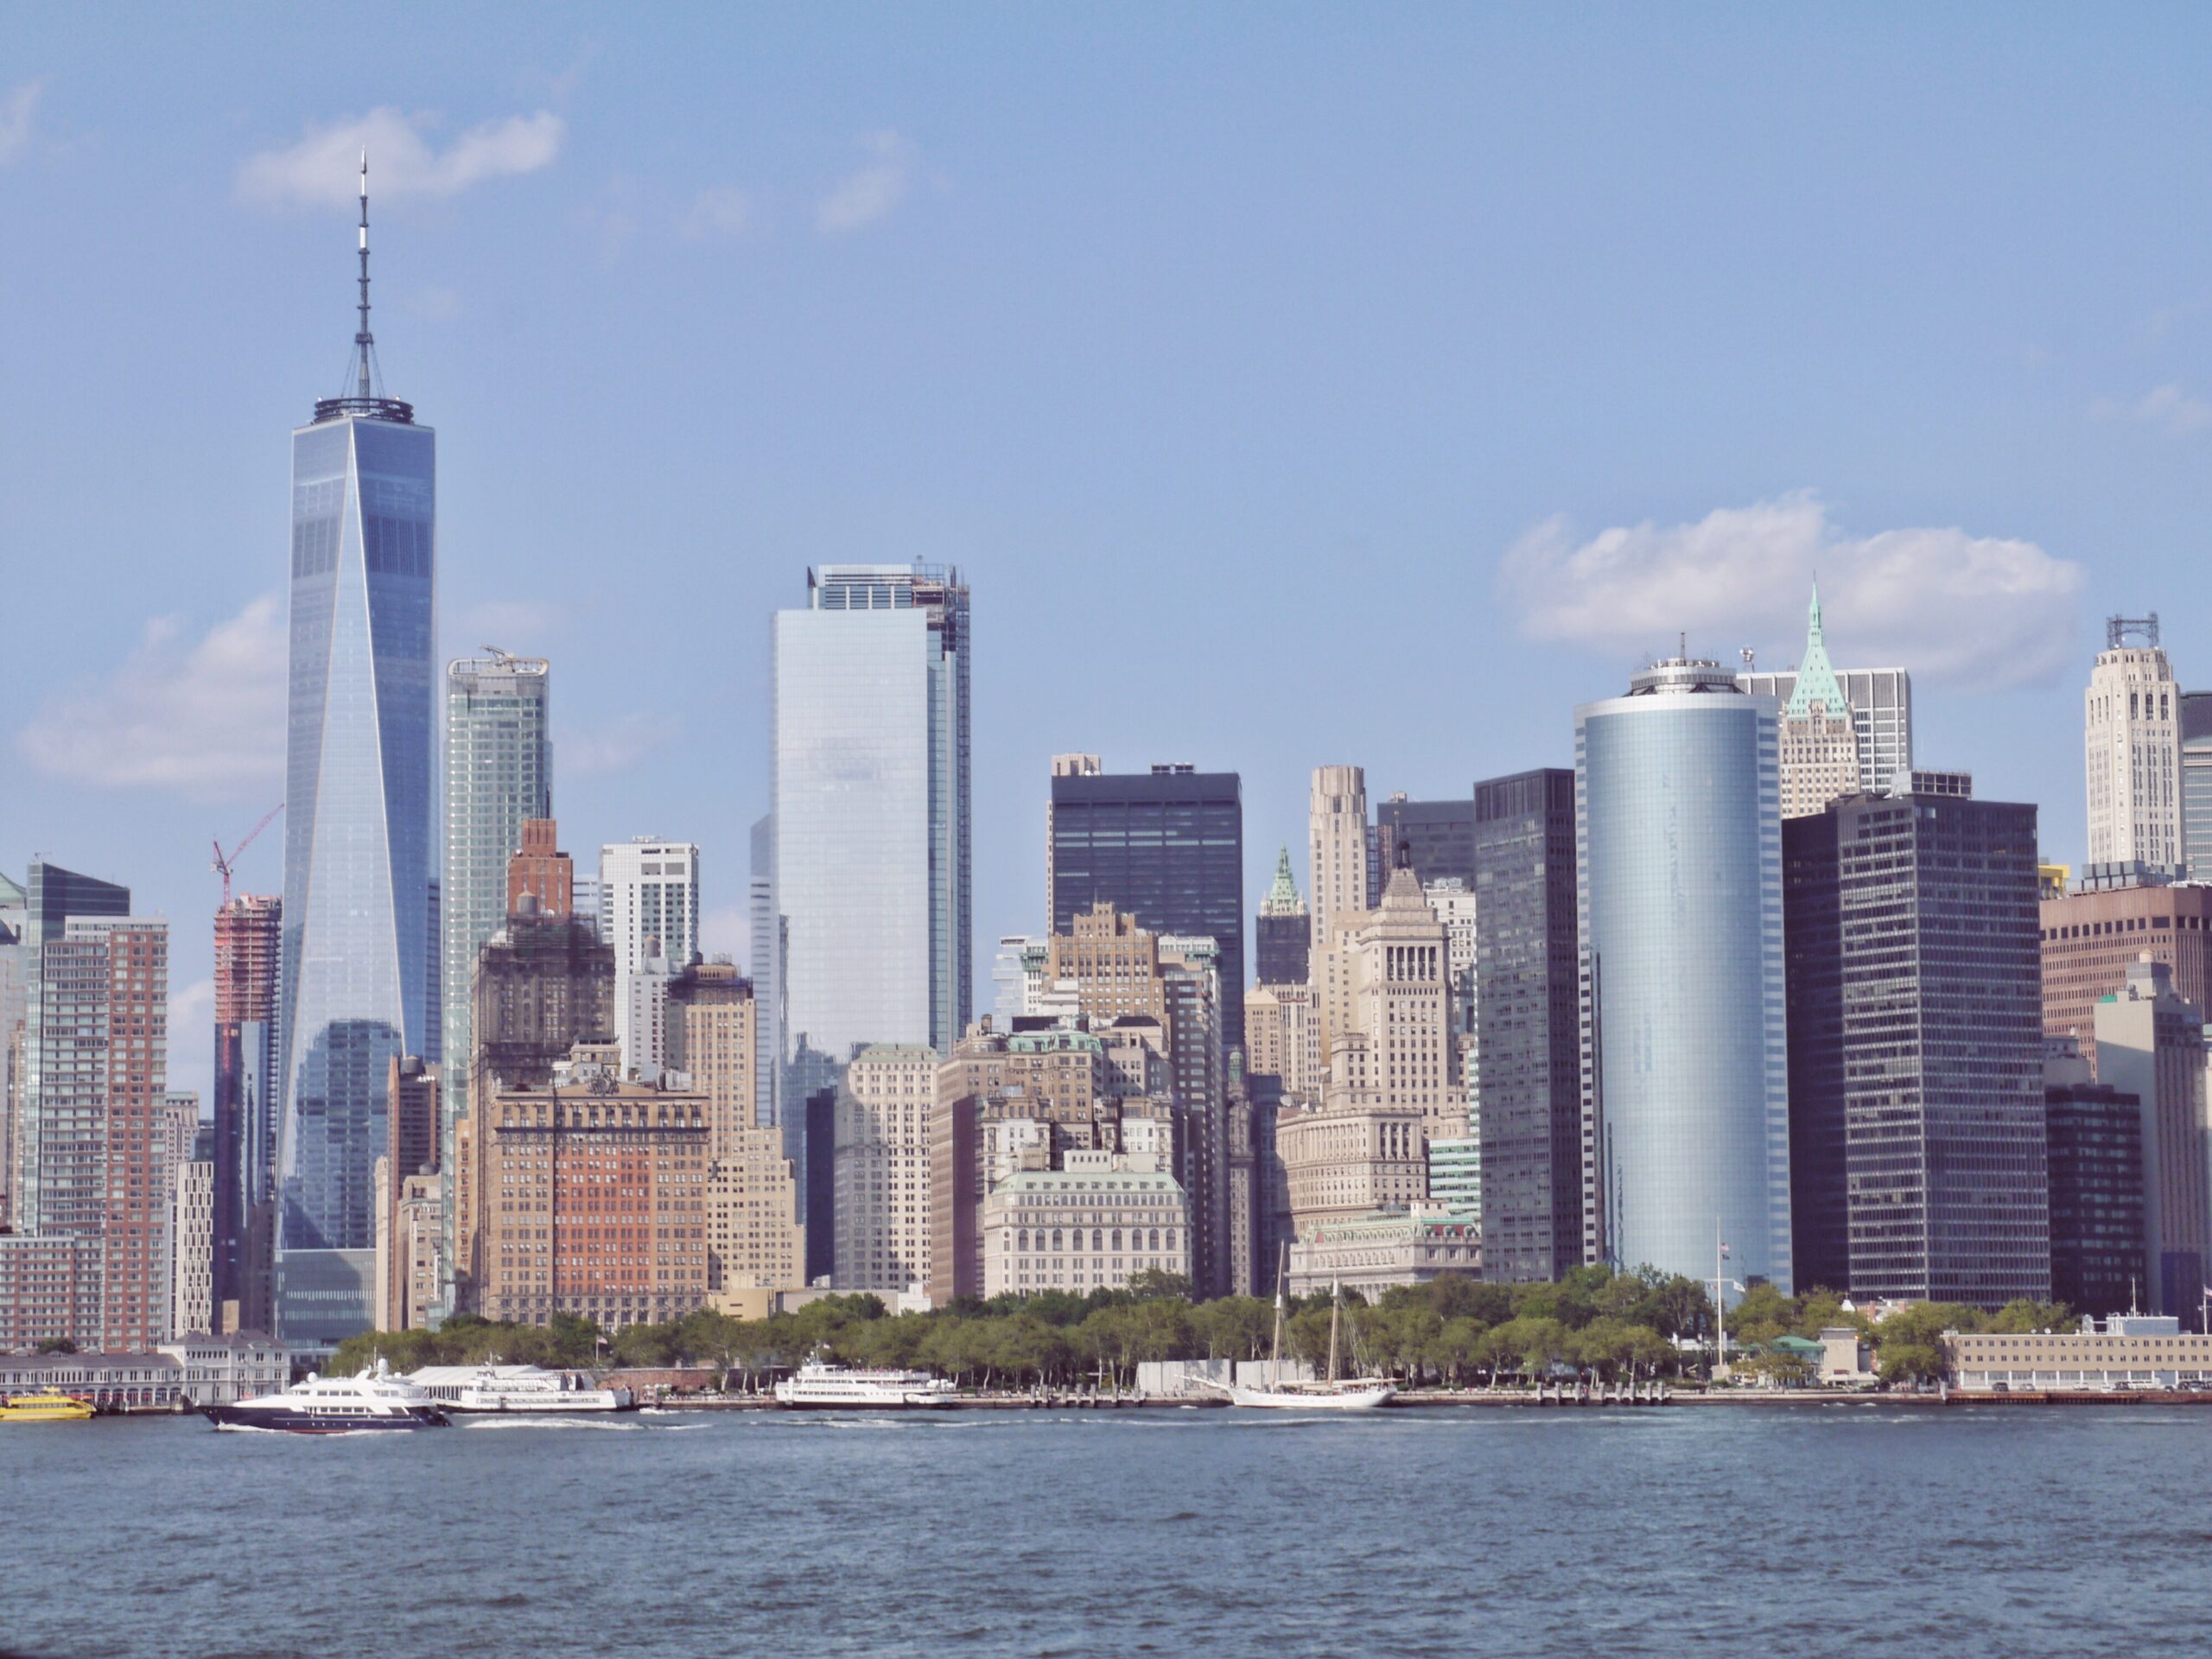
<box><xmin>451</xmin><ymin>1389</ymin><xmax>632</xmax><ymax>1414</ymax></box>
<box><xmin>1201</xmin><ymin>1378</ymin><xmax>1396</xmax><ymax>1411</ymax></box>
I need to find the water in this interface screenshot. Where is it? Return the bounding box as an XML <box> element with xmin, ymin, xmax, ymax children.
<box><xmin>4</xmin><ymin>1404</ymin><xmax>2207</xmax><ymax>1657</ymax></box>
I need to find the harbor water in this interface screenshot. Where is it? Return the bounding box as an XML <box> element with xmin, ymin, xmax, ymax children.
<box><xmin>4</xmin><ymin>1404</ymin><xmax>2206</xmax><ymax>1656</ymax></box>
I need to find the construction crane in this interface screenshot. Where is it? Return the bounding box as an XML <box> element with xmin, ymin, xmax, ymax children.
<box><xmin>213</xmin><ymin>803</ymin><xmax>285</xmax><ymax>907</ymax></box>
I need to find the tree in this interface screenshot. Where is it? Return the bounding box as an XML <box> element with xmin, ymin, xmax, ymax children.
<box><xmin>1987</xmin><ymin>1299</ymin><xmax>2072</xmax><ymax>1335</ymax></box>
<box><xmin>1125</xmin><ymin>1269</ymin><xmax>1192</xmax><ymax>1302</ymax></box>
<box><xmin>33</xmin><ymin>1337</ymin><xmax>77</xmax><ymax>1355</ymax></box>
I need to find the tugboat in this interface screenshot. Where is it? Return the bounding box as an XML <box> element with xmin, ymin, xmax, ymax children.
<box><xmin>206</xmin><ymin>1358</ymin><xmax>450</xmax><ymax>1433</ymax></box>
<box><xmin>0</xmin><ymin>1388</ymin><xmax>95</xmax><ymax>1423</ymax></box>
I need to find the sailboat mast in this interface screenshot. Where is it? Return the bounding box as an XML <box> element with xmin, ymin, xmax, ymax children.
<box><xmin>1327</xmin><ymin>1277</ymin><xmax>1342</xmax><ymax>1384</ymax></box>
<box><xmin>1269</xmin><ymin>1241</ymin><xmax>1287</xmax><ymax>1392</ymax></box>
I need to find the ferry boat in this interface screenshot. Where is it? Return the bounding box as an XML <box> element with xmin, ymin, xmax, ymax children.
<box><xmin>1203</xmin><ymin>1249</ymin><xmax>1396</xmax><ymax>1412</ymax></box>
<box><xmin>451</xmin><ymin>1364</ymin><xmax>634</xmax><ymax>1414</ymax></box>
<box><xmin>773</xmin><ymin>1353</ymin><xmax>957</xmax><ymax>1410</ymax></box>
<box><xmin>205</xmin><ymin>1360</ymin><xmax>450</xmax><ymax>1433</ymax></box>
<box><xmin>0</xmin><ymin>1388</ymin><xmax>95</xmax><ymax>1423</ymax></box>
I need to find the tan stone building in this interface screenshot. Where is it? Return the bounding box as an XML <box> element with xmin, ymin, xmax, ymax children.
<box><xmin>1048</xmin><ymin>902</ymin><xmax>1168</xmax><ymax>1027</ymax></box>
<box><xmin>1278</xmin><ymin>1034</ymin><xmax>1430</xmax><ymax>1233</ymax></box>
<box><xmin>706</xmin><ymin>1127</ymin><xmax>805</xmax><ymax>1304</ymax></box>
<box><xmin>1309</xmin><ymin>764</ymin><xmax>1371</xmax><ymax>965</ymax></box>
<box><xmin>668</xmin><ymin>960</ymin><xmax>755</xmax><ymax>1153</ymax></box>
<box><xmin>2040</xmin><ymin>881</ymin><xmax>2212</xmax><ymax>1070</ymax></box>
<box><xmin>834</xmin><ymin>1045</ymin><xmax>938</xmax><ymax>1295</ymax></box>
<box><xmin>1780</xmin><ymin>709</ymin><xmax>1859</xmax><ymax>821</ymax></box>
<box><xmin>374</xmin><ymin>1159</ymin><xmax>442</xmax><ymax>1332</ymax></box>
<box><xmin>1344</xmin><ymin>857</ymin><xmax>1456</xmax><ymax>1133</ymax></box>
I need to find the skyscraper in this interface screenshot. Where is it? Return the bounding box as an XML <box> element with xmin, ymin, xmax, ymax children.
<box><xmin>1738</xmin><ymin>637</ymin><xmax>1912</xmax><ymax>798</ymax></box>
<box><xmin>2085</xmin><ymin>615</ymin><xmax>2184</xmax><ymax>876</ymax></box>
<box><xmin>1254</xmin><ymin>846</ymin><xmax>1308</xmax><ymax>988</ymax></box>
<box><xmin>276</xmin><ymin>161</ymin><xmax>436</xmax><ymax>1343</ymax></box>
<box><xmin>599</xmin><ymin>839</ymin><xmax>701</xmax><ymax>1076</ymax></box>
<box><xmin>440</xmin><ymin>652</ymin><xmax>551</xmax><ymax>1166</ymax></box>
<box><xmin>2180</xmin><ymin>690</ymin><xmax>2212</xmax><ymax>880</ymax></box>
<box><xmin>748</xmin><ymin>815</ymin><xmax>779</xmax><ymax>1128</ymax></box>
<box><xmin>1783</xmin><ymin>779</ymin><xmax>2050</xmax><ymax>1304</ymax></box>
<box><xmin>1577</xmin><ymin>656</ymin><xmax>1792</xmax><ymax>1291</ymax></box>
<box><xmin>1773</xmin><ymin>586</ymin><xmax>1861</xmax><ymax>821</ymax></box>
<box><xmin>771</xmin><ymin>563</ymin><xmax>971</xmax><ymax>1113</ymax></box>
<box><xmin>1472</xmin><ymin>767</ymin><xmax>1581</xmax><ymax>1283</ymax></box>
<box><xmin>1047</xmin><ymin>760</ymin><xmax>1245</xmax><ymax>1052</ymax></box>
<box><xmin>1373</xmin><ymin>795</ymin><xmax>1478</xmax><ymax>890</ymax></box>
<box><xmin>2095</xmin><ymin>956</ymin><xmax>2211</xmax><ymax>1320</ymax></box>
<box><xmin>213</xmin><ymin>893</ymin><xmax>281</xmax><ymax>1332</ymax></box>
<box><xmin>1308</xmin><ymin>766</ymin><xmax>1370</xmax><ymax>968</ymax></box>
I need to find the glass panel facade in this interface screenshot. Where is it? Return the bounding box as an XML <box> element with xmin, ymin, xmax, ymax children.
<box><xmin>1577</xmin><ymin>673</ymin><xmax>1792</xmax><ymax>1291</ymax></box>
<box><xmin>277</xmin><ymin>413</ymin><xmax>435</xmax><ymax>1344</ymax></box>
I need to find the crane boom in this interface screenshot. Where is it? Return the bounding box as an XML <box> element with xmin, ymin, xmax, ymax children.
<box><xmin>213</xmin><ymin>802</ymin><xmax>285</xmax><ymax>907</ymax></box>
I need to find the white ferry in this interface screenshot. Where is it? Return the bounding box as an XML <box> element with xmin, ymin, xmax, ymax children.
<box><xmin>410</xmin><ymin>1363</ymin><xmax>634</xmax><ymax>1414</ymax></box>
<box><xmin>773</xmin><ymin>1354</ymin><xmax>957</xmax><ymax>1410</ymax></box>
<box><xmin>206</xmin><ymin>1360</ymin><xmax>450</xmax><ymax>1433</ymax></box>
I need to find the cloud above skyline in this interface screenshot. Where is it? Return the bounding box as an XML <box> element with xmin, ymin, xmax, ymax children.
<box><xmin>684</xmin><ymin>185</ymin><xmax>757</xmax><ymax>241</ymax></box>
<box><xmin>815</xmin><ymin>130</ymin><xmax>917</xmax><ymax>234</ymax></box>
<box><xmin>0</xmin><ymin>79</ymin><xmax>41</xmax><ymax>165</ymax></box>
<box><xmin>15</xmin><ymin>594</ymin><xmax>286</xmax><ymax>800</ymax></box>
<box><xmin>238</xmin><ymin>106</ymin><xmax>563</xmax><ymax>207</ymax></box>
<box><xmin>2092</xmin><ymin>384</ymin><xmax>2212</xmax><ymax>435</ymax></box>
<box><xmin>1501</xmin><ymin>492</ymin><xmax>2088</xmax><ymax>688</ymax></box>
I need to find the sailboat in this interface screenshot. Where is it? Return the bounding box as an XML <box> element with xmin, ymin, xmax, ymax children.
<box><xmin>1205</xmin><ymin>1245</ymin><xmax>1395</xmax><ymax>1411</ymax></box>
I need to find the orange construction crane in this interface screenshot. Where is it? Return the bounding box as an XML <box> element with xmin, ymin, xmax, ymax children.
<box><xmin>213</xmin><ymin>803</ymin><xmax>285</xmax><ymax>907</ymax></box>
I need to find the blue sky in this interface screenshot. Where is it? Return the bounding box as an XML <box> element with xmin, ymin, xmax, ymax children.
<box><xmin>6</xmin><ymin>6</ymin><xmax>2211</xmax><ymax>1106</ymax></box>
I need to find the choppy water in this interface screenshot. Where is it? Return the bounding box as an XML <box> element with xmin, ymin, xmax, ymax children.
<box><xmin>4</xmin><ymin>1404</ymin><xmax>2207</xmax><ymax>1657</ymax></box>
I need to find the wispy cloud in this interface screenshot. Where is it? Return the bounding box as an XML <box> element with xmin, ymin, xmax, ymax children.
<box><xmin>15</xmin><ymin>594</ymin><xmax>286</xmax><ymax>799</ymax></box>
<box><xmin>238</xmin><ymin>106</ymin><xmax>563</xmax><ymax>208</ymax></box>
<box><xmin>683</xmin><ymin>185</ymin><xmax>757</xmax><ymax>241</ymax></box>
<box><xmin>1501</xmin><ymin>491</ymin><xmax>2087</xmax><ymax>689</ymax></box>
<box><xmin>815</xmin><ymin>130</ymin><xmax>917</xmax><ymax>234</ymax></box>
<box><xmin>0</xmin><ymin>79</ymin><xmax>41</xmax><ymax>165</ymax></box>
<box><xmin>2092</xmin><ymin>385</ymin><xmax>2212</xmax><ymax>435</ymax></box>
<box><xmin>563</xmin><ymin>712</ymin><xmax>676</xmax><ymax>778</ymax></box>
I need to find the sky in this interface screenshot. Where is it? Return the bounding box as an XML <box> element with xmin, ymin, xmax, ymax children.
<box><xmin>5</xmin><ymin>6</ymin><xmax>2212</xmax><ymax>1110</ymax></box>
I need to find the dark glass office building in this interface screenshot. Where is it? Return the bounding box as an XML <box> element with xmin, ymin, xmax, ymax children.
<box><xmin>1375</xmin><ymin>796</ymin><xmax>1478</xmax><ymax>890</ymax></box>
<box><xmin>1049</xmin><ymin>765</ymin><xmax>1244</xmax><ymax>1053</ymax></box>
<box><xmin>2045</xmin><ymin>1078</ymin><xmax>2146</xmax><ymax>1317</ymax></box>
<box><xmin>1472</xmin><ymin>769</ymin><xmax>1580</xmax><ymax>1281</ymax></box>
<box><xmin>1782</xmin><ymin>785</ymin><xmax>2050</xmax><ymax>1306</ymax></box>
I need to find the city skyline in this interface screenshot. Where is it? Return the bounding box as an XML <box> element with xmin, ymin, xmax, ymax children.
<box><xmin>8</xmin><ymin>11</ymin><xmax>2212</xmax><ymax>1127</ymax></box>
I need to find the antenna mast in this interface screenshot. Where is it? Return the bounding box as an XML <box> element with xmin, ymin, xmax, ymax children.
<box><xmin>355</xmin><ymin>151</ymin><xmax>374</xmax><ymax>399</ymax></box>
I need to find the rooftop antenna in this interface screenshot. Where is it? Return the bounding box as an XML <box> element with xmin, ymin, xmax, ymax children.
<box><xmin>354</xmin><ymin>150</ymin><xmax>375</xmax><ymax>400</ymax></box>
<box><xmin>1678</xmin><ymin>631</ymin><xmax>1688</xmax><ymax>661</ymax></box>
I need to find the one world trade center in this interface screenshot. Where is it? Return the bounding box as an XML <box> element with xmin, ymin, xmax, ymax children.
<box><xmin>276</xmin><ymin>156</ymin><xmax>436</xmax><ymax>1344</ymax></box>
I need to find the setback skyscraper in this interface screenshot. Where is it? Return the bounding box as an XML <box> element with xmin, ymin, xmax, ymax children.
<box><xmin>1047</xmin><ymin>760</ymin><xmax>1245</xmax><ymax>1053</ymax></box>
<box><xmin>2183</xmin><ymin>691</ymin><xmax>2212</xmax><ymax>881</ymax></box>
<box><xmin>213</xmin><ymin>893</ymin><xmax>281</xmax><ymax>1332</ymax></box>
<box><xmin>600</xmin><ymin>839</ymin><xmax>701</xmax><ymax>1077</ymax></box>
<box><xmin>1254</xmin><ymin>846</ymin><xmax>1308</xmax><ymax>988</ymax></box>
<box><xmin>1577</xmin><ymin>656</ymin><xmax>1792</xmax><ymax>1291</ymax></box>
<box><xmin>2085</xmin><ymin>615</ymin><xmax>2183</xmax><ymax>876</ymax></box>
<box><xmin>771</xmin><ymin>564</ymin><xmax>971</xmax><ymax>1116</ymax></box>
<box><xmin>276</xmin><ymin>161</ymin><xmax>437</xmax><ymax>1343</ymax></box>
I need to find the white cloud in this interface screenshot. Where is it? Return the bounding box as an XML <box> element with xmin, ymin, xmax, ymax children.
<box><xmin>238</xmin><ymin>106</ymin><xmax>563</xmax><ymax>207</ymax></box>
<box><xmin>563</xmin><ymin>712</ymin><xmax>675</xmax><ymax>778</ymax></box>
<box><xmin>815</xmin><ymin>130</ymin><xmax>917</xmax><ymax>234</ymax></box>
<box><xmin>684</xmin><ymin>185</ymin><xmax>757</xmax><ymax>241</ymax></box>
<box><xmin>700</xmin><ymin>905</ymin><xmax>749</xmax><ymax>963</ymax></box>
<box><xmin>1501</xmin><ymin>492</ymin><xmax>2088</xmax><ymax>689</ymax></box>
<box><xmin>15</xmin><ymin>594</ymin><xmax>286</xmax><ymax>799</ymax></box>
<box><xmin>0</xmin><ymin>79</ymin><xmax>39</xmax><ymax>165</ymax></box>
<box><xmin>2092</xmin><ymin>385</ymin><xmax>2212</xmax><ymax>435</ymax></box>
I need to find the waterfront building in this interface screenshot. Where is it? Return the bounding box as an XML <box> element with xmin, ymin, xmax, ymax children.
<box><xmin>155</xmin><ymin>1332</ymin><xmax>291</xmax><ymax>1407</ymax></box>
<box><xmin>440</xmin><ymin>653</ymin><xmax>552</xmax><ymax>1187</ymax></box>
<box><xmin>1287</xmin><ymin>1204</ymin><xmax>1480</xmax><ymax>1298</ymax></box>
<box><xmin>1046</xmin><ymin>760</ymin><xmax>1245</xmax><ymax>1053</ymax></box>
<box><xmin>1308</xmin><ymin>766</ymin><xmax>1370</xmax><ymax>971</ymax></box>
<box><xmin>465</xmin><ymin>1053</ymin><xmax>710</xmax><ymax>1329</ymax></box>
<box><xmin>1782</xmin><ymin>780</ymin><xmax>2048</xmax><ymax>1303</ymax></box>
<box><xmin>1426</xmin><ymin>1136</ymin><xmax>1480</xmax><ymax>1217</ymax></box>
<box><xmin>0</xmin><ymin>1351</ymin><xmax>184</xmax><ymax>1411</ymax></box>
<box><xmin>2085</xmin><ymin>616</ymin><xmax>2184</xmax><ymax>875</ymax></box>
<box><xmin>832</xmin><ymin>1046</ymin><xmax>938</xmax><ymax>1296</ymax></box>
<box><xmin>1738</xmin><ymin>652</ymin><xmax>1911</xmax><ymax>798</ymax></box>
<box><xmin>597</xmin><ymin>840</ymin><xmax>700</xmax><ymax>1079</ymax></box>
<box><xmin>2094</xmin><ymin>956</ymin><xmax>2211</xmax><ymax>1319</ymax></box>
<box><xmin>170</xmin><ymin>1158</ymin><xmax>214</xmax><ymax>1338</ymax></box>
<box><xmin>276</xmin><ymin>171</ymin><xmax>438</xmax><ymax>1345</ymax></box>
<box><xmin>1254</xmin><ymin>847</ymin><xmax>1308</xmax><ymax>991</ymax></box>
<box><xmin>1374</xmin><ymin>795</ymin><xmax>1478</xmax><ymax>891</ymax></box>
<box><xmin>2039</xmin><ymin>879</ymin><xmax>2212</xmax><ymax>1072</ymax></box>
<box><xmin>2044</xmin><ymin>1040</ymin><xmax>2147</xmax><ymax>1319</ymax></box>
<box><xmin>1472</xmin><ymin>767</ymin><xmax>1580</xmax><ymax>1284</ymax></box>
<box><xmin>982</xmin><ymin>1150</ymin><xmax>1190</xmax><ymax>1297</ymax></box>
<box><xmin>2184</xmin><ymin>692</ymin><xmax>2212</xmax><ymax>882</ymax></box>
<box><xmin>210</xmin><ymin>900</ymin><xmax>280</xmax><ymax>1332</ymax></box>
<box><xmin>1946</xmin><ymin>1315</ymin><xmax>2212</xmax><ymax>1391</ymax></box>
<box><xmin>1577</xmin><ymin>655</ymin><xmax>1792</xmax><ymax>1290</ymax></box>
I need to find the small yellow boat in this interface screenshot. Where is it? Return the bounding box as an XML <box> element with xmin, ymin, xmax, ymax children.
<box><xmin>0</xmin><ymin>1389</ymin><xmax>95</xmax><ymax>1422</ymax></box>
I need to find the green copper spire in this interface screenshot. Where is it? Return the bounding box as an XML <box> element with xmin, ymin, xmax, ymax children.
<box><xmin>1783</xmin><ymin>579</ymin><xmax>1848</xmax><ymax>719</ymax></box>
<box><xmin>1261</xmin><ymin>844</ymin><xmax>1303</xmax><ymax>915</ymax></box>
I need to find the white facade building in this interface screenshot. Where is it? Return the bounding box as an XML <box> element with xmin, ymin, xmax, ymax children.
<box><xmin>2085</xmin><ymin>623</ymin><xmax>2185</xmax><ymax>874</ymax></box>
<box><xmin>170</xmin><ymin>1158</ymin><xmax>214</xmax><ymax>1338</ymax></box>
<box><xmin>599</xmin><ymin>840</ymin><xmax>700</xmax><ymax>1077</ymax></box>
<box><xmin>983</xmin><ymin>1150</ymin><xmax>1191</xmax><ymax>1297</ymax></box>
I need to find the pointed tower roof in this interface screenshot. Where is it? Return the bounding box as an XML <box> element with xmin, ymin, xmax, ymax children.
<box><xmin>1376</xmin><ymin>837</ymin><xmax>1428</xmax><ymax>912</ymax></box>
<box><xmin>1260</xmin><ymin>845</ymin><xmax>1305</xmax><ymax>916</ymax></box>
<box><xmin>1783</xmin><ymin>580</ymin><xmax>1848</xmax><ymax>719</ymax></box>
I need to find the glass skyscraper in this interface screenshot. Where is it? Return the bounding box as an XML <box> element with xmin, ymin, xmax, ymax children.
<box><xmin>276</xmin><ymin>182</ymin><xmax>436</xmax><ymax>1343</ymax></box>
<box><xmin>771</xmin><ymin>564</ymin><xmax>970</xmax><ymax>1118</ymax></box>
<box><xmin>2182</xmin><ymin>690</ymin><xmax>2212</xmax><ymax>880</ymax></box>
<box><xmin>1576</xmin><ymin>658</ymin><xmax>1793</xmax><ymax>1293</ymax></box>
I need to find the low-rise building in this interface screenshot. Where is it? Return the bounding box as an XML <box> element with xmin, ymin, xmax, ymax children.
<box><xmin>0</xmin><ymin>1351</ymin><xmax>184</xmax><ymax>1409</ymax></box>
<box><xmin>155</xmin><ymin>1332</ymin><xmax>290</xmax><ymax>1405</ymax></box>
<box><xmin>1817</xmin><ymin>1326</ymin><xmax>1877</xmax><ymax>1386</ymax></box>
<box><xmin>1946</xmin><ymin>1313</ymin><xmax>2212</xmax><ymax>1390</ymax></box>
<box><xmin>1286</xmin><ymin>1205</ymin><xmax>1479</xmax><ymax>1298</ymax></box>
<box><xmin>982</xmin><ymin>1150</ymin><xmax>1190</xmax><ymax>1297</ymax></box>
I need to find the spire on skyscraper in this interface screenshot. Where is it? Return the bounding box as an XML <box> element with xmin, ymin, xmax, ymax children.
<box><xmin>313</xmin><ymin>150</ymin><xmax>414</xmax><ymax>426</ymax></box>
<box><xmin>1783</xmin><ymin>578</ymin><xmax>1848</xmax><ymax>720</ymax></box>
<box><xmin>354</xmin><ymin>149</ymin><xmax>374</xmax><ymax>401</ymax></box>
<box><xmin>1262</xmin><ymin>844</ymin><xmax>1304</xmax><ymax>916</ymax></box>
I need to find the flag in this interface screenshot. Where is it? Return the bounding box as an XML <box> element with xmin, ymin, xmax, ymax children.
<box><xmin>1719</xmin><ymin>1242</ymin><xmax>1731</xmax><ymax>1260</ymax></box>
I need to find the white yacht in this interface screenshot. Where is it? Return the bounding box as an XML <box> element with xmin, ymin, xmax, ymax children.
<box><xmin>773</xmin><ymin>1354</ymin><xmax>957</xmax><ymax>1409</ymax></box>
<box><xmin>1204</xmin><ymin>1249</ymin><xmax>1396</xmax><ymax>1412</ymax></box>
<box><xmin>411</xmin><ymin>1363</ymin><xmax>635</xmax><ymax>1414</ymax></box>
<box><xmin>206</xmin><ymin>1360</ymin><xmax>450</xmax><ymax>1433</ymax></box>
